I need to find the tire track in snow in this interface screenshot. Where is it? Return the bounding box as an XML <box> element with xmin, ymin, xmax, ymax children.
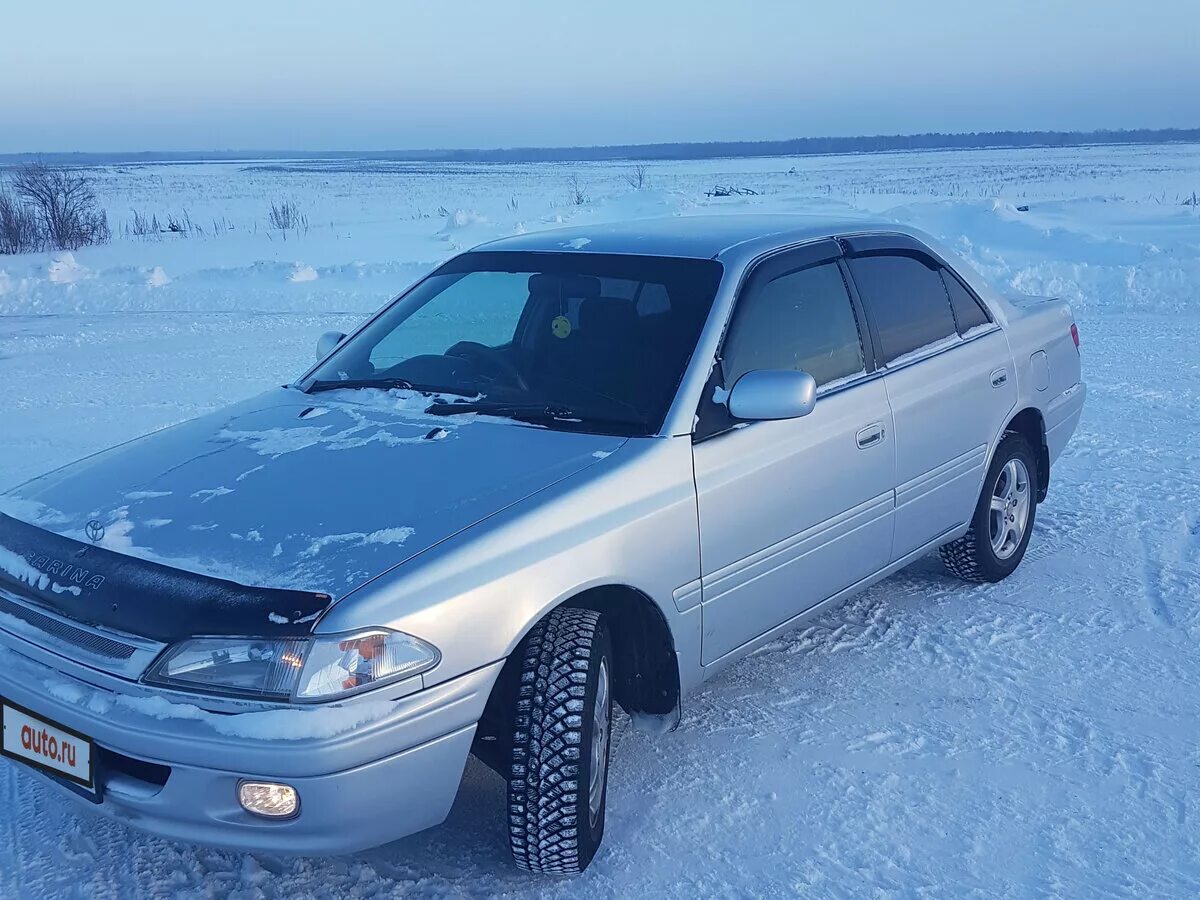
<box><xmin>1131</xmin><ymin>492</ymin><xmax>1200</xmax><ymax>632</ymax></box>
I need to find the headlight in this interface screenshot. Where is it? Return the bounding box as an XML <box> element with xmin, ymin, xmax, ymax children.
<box><xmin>144</xmin><ymin>629</ymin><xmax>440</xmax><ymax>702</ymax></box>
<box><xmin>295</xmin><ymin>630</ymin><xmax>440</xmax><ymax>701</ymax></box>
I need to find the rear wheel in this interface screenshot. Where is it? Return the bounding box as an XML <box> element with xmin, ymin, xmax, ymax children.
<box><xmin>507</xmin><ymin>607</ymin><xmax>613</xmax><ymax>874</ymax></box>
<box><xmin>940</xmin><ymin>433</ymin><xmax>1038</xmax><ymax>582</ymax></box>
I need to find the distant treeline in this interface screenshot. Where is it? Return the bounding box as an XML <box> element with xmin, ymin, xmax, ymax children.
<box><xmin>3</xmin><ymin>127</ymin><xmax>1199</xmax><ymax>166</ymax></box>
<box><xmin>423</xmin><ymin>128</ymin><xmax>1200</xmax><ymax>162</ymax></box>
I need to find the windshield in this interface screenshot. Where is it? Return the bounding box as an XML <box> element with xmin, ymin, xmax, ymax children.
<box><xmin>304</xmin><ymin>251</ymin><xmax>724</xmax><ymax>435</ymax></box>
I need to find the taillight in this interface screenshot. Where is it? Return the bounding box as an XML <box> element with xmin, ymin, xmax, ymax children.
<box><xmin>1070</xmin><ymin>322</ymin><xmax>1080</xmax><ymax>350</ymax></box>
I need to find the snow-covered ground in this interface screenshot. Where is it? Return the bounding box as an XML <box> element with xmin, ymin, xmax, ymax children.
<box><xmin>2</xmin><ymin>144</ymin><xmax>1199</xmax><ymax>897</ymax></box>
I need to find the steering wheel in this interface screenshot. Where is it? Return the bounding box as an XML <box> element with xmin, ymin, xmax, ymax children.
<box><xmin>445</xmin><ymin>341</ymin><xmax>530</xmax><ymax>392</ymax></box>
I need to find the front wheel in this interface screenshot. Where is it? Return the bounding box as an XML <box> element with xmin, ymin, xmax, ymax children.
<box><xmin>507</xmin><ymin>607</ymin><xmax>613</xmax><ymax>874</ymax></box>
<box><xmin>940</xmin><ymin>432</ymin><xmax>1038</xmax><ymax>583</ymax></box>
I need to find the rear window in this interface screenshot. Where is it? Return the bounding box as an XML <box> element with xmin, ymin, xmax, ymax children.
<box><xmin>847</xmin><ymin>254</ymin><xmax>958</xmax><ymax>363</ymax></box>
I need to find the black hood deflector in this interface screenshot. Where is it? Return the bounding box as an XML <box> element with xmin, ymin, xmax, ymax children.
<box><xmin>0</xmin><ymin>514</ymin><xmax>331</xmax><ymax>642</ymax></box>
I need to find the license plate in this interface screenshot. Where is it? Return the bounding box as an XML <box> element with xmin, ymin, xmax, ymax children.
<box><xmin>1</xmin><ymin>699</ymin><xmax>94</xmax><ymax>791</ymax></box>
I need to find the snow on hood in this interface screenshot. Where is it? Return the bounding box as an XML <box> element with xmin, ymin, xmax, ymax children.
<box><xmin>1</xmin><ymin>388</ymin><xmax>625</xmax><ymax>597</ymax></box>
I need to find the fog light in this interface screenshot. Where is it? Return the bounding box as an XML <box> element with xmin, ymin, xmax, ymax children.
<box><xmin>238</xmin><ymin>781</ymin><xmax>299</xmax><ymax>818</ymax></box>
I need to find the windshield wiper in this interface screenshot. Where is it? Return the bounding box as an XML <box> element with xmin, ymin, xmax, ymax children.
<box><xmin>425</xmin><ymin>400</ymin><xmax>650</xmax><ymax>434</ymax></box>
<box><xmin>305</xmin><ymin>377</ymin><xmax>419</xmax><ymax>394</ymax></box>
<box><xmin>425</xmin><ymin>400</ymin><xmax>577</xmax><ymax>420</ymax></box>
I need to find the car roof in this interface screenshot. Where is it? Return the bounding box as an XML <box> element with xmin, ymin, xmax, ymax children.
<box><xmin>471</xmin><ymin>214</ymin><xmax>910</xmax><ymax>260</ymax></box>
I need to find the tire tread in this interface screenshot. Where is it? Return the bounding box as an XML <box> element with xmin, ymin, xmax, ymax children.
<box><xmin>508</xmin><ymin>607</ymin><xmax>602</xmax><ymax>875</ymax></box>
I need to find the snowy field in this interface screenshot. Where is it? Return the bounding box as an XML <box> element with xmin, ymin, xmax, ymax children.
<box><xmin>1</xmin><ymin>144</ymin><xmax>1199</xmax><ymax>897</ymax></box>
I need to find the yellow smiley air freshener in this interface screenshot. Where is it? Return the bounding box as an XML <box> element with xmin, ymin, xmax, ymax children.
<box><xmin>551</xmin><ymin>315</ymin><xmax>572</xmax><ymax>339</ymax></box>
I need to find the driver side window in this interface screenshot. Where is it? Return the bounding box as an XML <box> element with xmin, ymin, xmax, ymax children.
<box><xmin>368</xmin><ymin>272</ymin><xmax>530</xmax><ymax>370</ymax></box>
<box><xmin>722</xmin><ymin>261</ymin><xmax>866</xmax><ymax>389</ymax></box>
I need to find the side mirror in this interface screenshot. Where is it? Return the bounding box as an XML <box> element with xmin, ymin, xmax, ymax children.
<box><xmin>727</xmin><ymin>369</ymin><xmax>817</xmax><ymax>421</ymax></box>
<box><xmin>316</xmin><ymin>331</ymin><xmax>347</xmax><ymax>360</ymax></box>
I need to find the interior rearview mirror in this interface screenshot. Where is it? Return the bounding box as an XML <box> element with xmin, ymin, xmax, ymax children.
<box><xmin>727</xmin><ymin>369</ymin><xmax>817</xmax><ymax>421</ymax></box>
<box><xmin>316</xmin><ymin>331</ymin><xmax>347</xmax><ymax>360</ymax></box>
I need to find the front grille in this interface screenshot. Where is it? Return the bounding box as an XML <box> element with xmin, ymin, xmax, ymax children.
<box><xmin>0</xmin><ymin>593</ymin><xmax>136</xmax><ymax>660</ymax></box>
<box><xmin>0</xmin><ymin>588</ymin><xmax>164</xmax><ymax>679</ymax></box>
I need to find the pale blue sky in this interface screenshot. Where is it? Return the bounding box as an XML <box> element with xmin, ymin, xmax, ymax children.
<box><xmin>1</xmin><ymin>0</ymin><xmax>1196</xmax><ymax>152</ymax></box>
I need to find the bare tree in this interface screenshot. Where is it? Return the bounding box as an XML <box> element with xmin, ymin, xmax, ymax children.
<box><xmin>0</xmin><ymin>190</ymin><xmax>44</xmax><ymax>254</ymax></box>
<box><xmin>567</xmin><ymin>175</ymin><xmax>588</xmax><ymax>206</ymax></box>
<box><xmin>624</xmin><ymin>164</ymin><xmax>648</xmax><ymax>190</ymax></box>
<box><xmin>11</xmin><ymin>163</ymin><xmax>110</xmax><ymax>250</ymax></box>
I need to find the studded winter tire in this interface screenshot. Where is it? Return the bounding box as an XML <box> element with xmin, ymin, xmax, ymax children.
<box><xmin>939</xmin><ymin>432</ymin><xmax>1038</xmax><ymax>583</ymax></box>
<box><xmin>507</xmin><ymin>606</ymin><xmax>613</xmax><ymax>874</ymax></box>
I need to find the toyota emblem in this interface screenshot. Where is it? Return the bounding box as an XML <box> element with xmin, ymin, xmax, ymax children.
<box><xmin>85</xmin><ymin>520</ymin><xmax>106</xmax><ymax>543</ymax></box>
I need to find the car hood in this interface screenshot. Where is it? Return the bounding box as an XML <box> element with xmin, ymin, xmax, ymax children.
<box><xmin>1</xmin><ymin>387</ymin><xmax>626</xmax><ymax>601</ymax></box>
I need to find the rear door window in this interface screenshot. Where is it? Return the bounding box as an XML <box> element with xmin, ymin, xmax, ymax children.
<box><xmin>847</xmin><ymin>253</ymin><xmax>958</xmax><ymax>363</ymax></box>
<box><xmin>940</xmin><ymin>268</ymin><xmax>991</xmax><ymax>333</ymax></box>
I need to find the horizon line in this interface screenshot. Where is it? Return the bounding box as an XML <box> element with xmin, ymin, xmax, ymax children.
<box><xmin>2</xmin><ymin>125</ymin><xmax>1198</xmax><ymax>164</ymax></box>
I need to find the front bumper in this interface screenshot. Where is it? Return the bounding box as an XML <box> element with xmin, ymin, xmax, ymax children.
<box><xmin>0</xmin><ymin>641</ymin><xmax>502</xmax><ymax>855</ymax></box>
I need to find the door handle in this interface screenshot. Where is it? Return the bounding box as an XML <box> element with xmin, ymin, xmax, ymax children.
<box><xmin>991</xmin><ymin>368</ymin><xmax>1009</xmax><ymax>388</ymax></box>
<box><xmin>856</xmin><ymin>424</ymin><xmax>885</xmax><ymax>449</ymax></box>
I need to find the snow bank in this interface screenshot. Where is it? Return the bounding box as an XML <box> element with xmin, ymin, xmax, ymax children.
<box><xmin>886</xmin><ymin>196</ymin><xmax>1200</xmax><ymax>315</ymax></box>
<box><xmin>439</xmin><ymin>209</ymin><xmax>487</xmax><ymax>231</ymax></box>
<box><xmin>47</xmin><ymin>253</ymin><xmax>88</xmax><ymax>284</ymax></box>
<box><xmin>289</xmin><ymin>263</ymin><xmax>319</xmax><ymax>282</ymax></box>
